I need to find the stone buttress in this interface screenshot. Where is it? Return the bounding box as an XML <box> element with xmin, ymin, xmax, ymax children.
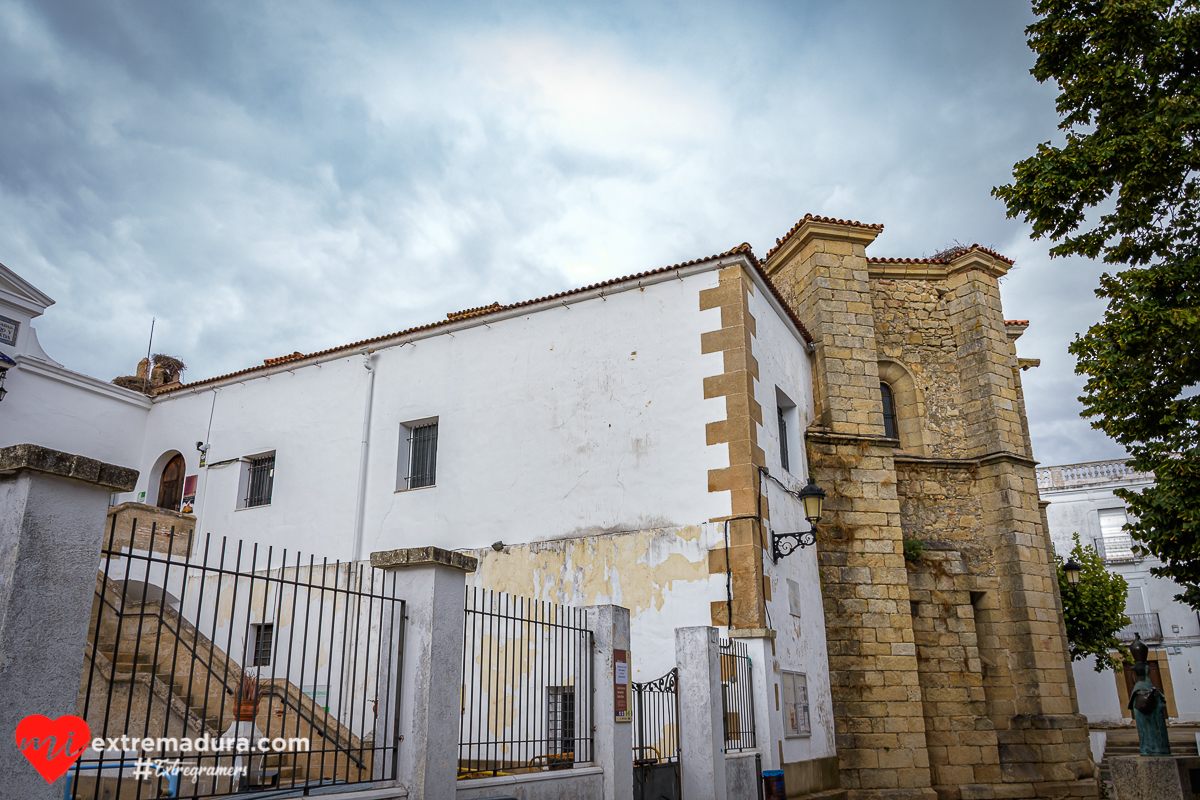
<box><xmin>764</xmin><ymin>216</ymin><xmax>1097</xmax><ymax>800</ymax></box>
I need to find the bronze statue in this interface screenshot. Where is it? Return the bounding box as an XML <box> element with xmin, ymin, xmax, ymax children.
<box><xmin>1128</xmin><ymin>634</ymin><xmax>1171</xmax><ymax>756</ymax></box>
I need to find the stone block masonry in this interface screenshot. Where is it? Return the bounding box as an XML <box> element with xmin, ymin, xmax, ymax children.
<box><xmin>765</xmin><ymin>219</ymin><xmax>1098</xmax><ymax>800</ymax></box>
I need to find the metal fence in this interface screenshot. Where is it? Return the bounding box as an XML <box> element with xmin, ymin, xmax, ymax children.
<box><xmin>719</xmin><ymin>638</ymin><xmax>757</xmax><ymax>752</ymax></box>
<box><xmin>632</xmin><ymin>668</ymin><xmax>680</xmax><ymax>766</ymax></box>
<box><xmin>459</xmin><ymin>589</ymin><xmax>595</xmax><ymax>778</ymax></box>
<box><xmin>72</xmin><ymin>517</ymin><xmax>405</xmax><ymax>799</ymax></box>
<box><xmin>632</xmin><ymin>668</ymin><xmax>680</xmax><ymax>800</ymax></box>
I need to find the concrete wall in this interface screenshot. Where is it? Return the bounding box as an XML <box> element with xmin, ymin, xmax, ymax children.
<box><xmin>725</xmin><ymin>752</ymin><xmax>760</xmax><ymax>800</ymax></box>
<box><xmin>455</xmin><ymin>766</ymin><xmax>604</xmax><ymax>799</ymax></box>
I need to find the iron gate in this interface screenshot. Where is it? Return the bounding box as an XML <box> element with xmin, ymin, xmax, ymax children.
<box><xmin>71</xmin><ymin>517</ymin><xmax>406</xmax><ymax>799</ymax></box>
<box><xmin>632</xmin><ymin>668</ymin><xmax>681</xmax><ymax>800</ymax></box>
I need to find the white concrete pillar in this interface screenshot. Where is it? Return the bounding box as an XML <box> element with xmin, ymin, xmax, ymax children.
<box><xmin>0</xmin><ymin>444</ymin><xmax>138</xmax><ymax>800</ymax></box>
<box><xmin>586</xmin><ymin>604</ymin><xmax>634</xmax><ymax>800</ymax></box>
<box><xmin>370</xmin><ymin>546</ymin><xmax>476</xmax><ymax>800</ymax></box>
<box><xmin>737</xmin><ymin>634</ymin><xmax>783</xmax><ymax>770</ymax></box>
<box><xmin>676</xmin><ymin>626</ymin><xmax>728</xmax><ymax>800</ymax></box>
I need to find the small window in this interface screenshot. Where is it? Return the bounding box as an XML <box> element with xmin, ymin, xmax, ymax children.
<box><xmin>778</xmin><ymin>407</ymin><xmax>790</xmax><ymax>473</ymax></box>
<box><xmin>252</xmin><ymin>623</ymin><xmax>274</xmax><ymax>667</ymax></box>
<box><xmin>787</xmin><ymin>578</ymin><xmax>802</xmax><ymax>619</ymax></box>
<box><xmin>781</xmin><ymin>671</ymin><xmax>810</xmax><ymax>737</ymax></box>
<box><xmin>547</xmin><ymin>686</ymin><xmax>575</xmax><ymax>755</ymax></box>
<box><xmin>775</xmin><ymin>387</ymin><xmax>798</xmax><ymax>475</ymax></box>
<box><xmin>241</xmin><ymin>453</ymin><xmax>275</xmax><ymax>508</ymax></box>
<box><xmin>398</xmin><ymin>419</ymin><xmax>439</xmax><ymax>490</ymax></box>
<box><xmin>879</xmin><ymin>382</ymin><xmax>897</xmax><ymax>439</ymax></box>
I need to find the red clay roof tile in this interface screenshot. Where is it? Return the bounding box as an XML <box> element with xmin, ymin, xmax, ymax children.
<box><xmin>162</xmin><ymin>244</ymin><xmax>812</xmax><ymax>394</ymax></box>
<box><xmin>764</xmin><ymin>214</ymin><xmax>885</xmax><ymax>261</ymax></box>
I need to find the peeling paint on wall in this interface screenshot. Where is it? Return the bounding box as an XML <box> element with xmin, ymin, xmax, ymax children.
<box><xmin>471</xmin><ymin>526</ymin><xmax>710</xmax><ymax>618</ymax></box>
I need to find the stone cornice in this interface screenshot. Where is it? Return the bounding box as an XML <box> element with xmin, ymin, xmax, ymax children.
<box><xmin>766</xmin><ymin>219</ymin><xmax>881</xmax><ymax>273</ymax></box>
<box><xmin>0</xmin><ymin>443</ymin><xmax>138</xmax><ymax>491</ymax></box>
<box><xmin>804</xmin><ymin>428</ymin><xmax>899</xmax><ymax>448</ymax></box>
<box><xmin>370</xmin><ymin>545</ymin><xmax>478</xmax><ymax>573</ymax></box>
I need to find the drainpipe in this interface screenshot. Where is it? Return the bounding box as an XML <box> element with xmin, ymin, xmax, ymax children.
<box><xmin>351</xmin><ymin>350</ymin><xmax>376</xmax><ymax>562</ymax></box>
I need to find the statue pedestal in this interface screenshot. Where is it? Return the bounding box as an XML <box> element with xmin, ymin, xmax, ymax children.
<box><xmin>1110</xmin><ymin>756</ymin><xmax>1200</xmax><ymax>800</ymax></box>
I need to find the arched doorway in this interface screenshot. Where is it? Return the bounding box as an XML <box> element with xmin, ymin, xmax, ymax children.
<box><xmin>157</xmin><ymin>454</ymin><xmax>185</xmax><ymax>511</ymax></box>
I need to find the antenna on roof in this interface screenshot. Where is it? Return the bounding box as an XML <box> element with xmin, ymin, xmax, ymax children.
<box><xmin>145</xmin><ymin>318</ymin><xmax>155</xmax><ymax>390</ymax></box>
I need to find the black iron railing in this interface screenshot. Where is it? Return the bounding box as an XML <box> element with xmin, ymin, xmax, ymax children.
<box><xmin>632</xmin><ymin>668</ymin><xmax>680</xmax><ymax>766</ymax></box>
<box><xmin>458</xmin><ymin>589</ymin><xmax>594</xmax><ymax>778</ymax></box>
<box><xmin>71</xmin><ymin>518</ymin><xmax>405</xmax><ymax>799</ymax></box>
<box><xmin>719</xmin><ymin>638</ymin><xmax>757</xmax><ymax>751</ymax></box>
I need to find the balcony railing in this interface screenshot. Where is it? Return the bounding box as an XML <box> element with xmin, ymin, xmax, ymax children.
<box><xmin>1036</xmin><ymin>459</ymin><xmax>1153</xmax><ymax>490</ymax></box>
<box><xmin>1118</xmin><ymin>613</ymin><xmax>1162</xmax><ymax>643</ymax></box>
<box><xmin>1095</xmin><ymin>534</ymin><xmax>1139</xmax><ymax>564</ymax></box>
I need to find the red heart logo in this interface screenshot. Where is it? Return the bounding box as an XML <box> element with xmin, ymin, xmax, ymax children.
<box><xmin>14</xmin><ymin>715</ymin><xmax>90</xmax><ymax>783</ymax></box>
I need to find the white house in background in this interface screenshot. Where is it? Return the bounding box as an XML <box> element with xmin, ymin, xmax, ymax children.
<box><xmin>0</xmin><ymin>246</ymin><xmax>834</xmax><ymax>772</ymax></box>
<box><xmin>1040</xmin><ymin>459</ymin><xmax>1200</xmax><ymax>723</ymax></box>
<box><xmin>0</xmin><ymin>263</ymin><xmax>150</xmax><ymax>465</ymax></box>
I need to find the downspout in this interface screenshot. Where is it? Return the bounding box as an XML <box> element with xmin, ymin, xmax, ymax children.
<box><xmin>351</xmin><ymin>350</ymin><xmax>376</xmax><ymax>562</ymax></box>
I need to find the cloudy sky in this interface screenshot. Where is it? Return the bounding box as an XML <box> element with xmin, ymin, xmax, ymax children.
<box><xmin>0</xmin><ymin>0</ymin><xmax>1125</xmax><ymax>466</ymax></box>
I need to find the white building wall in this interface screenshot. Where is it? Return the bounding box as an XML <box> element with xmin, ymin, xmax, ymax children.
<box><xmin>1043</xmin><ymin>470</ymin><xmax>1200</xmax><ymax>723</ymax></box>
<box><xmin>746</xmin><ymin>279</ymin><xmax>833</xmax><ymax>762</ymax></box>
<box><xmin>134</xmin><ymin>266</ymin><xmax>733</xmax><ymax>560</ymax></box>
<box><xmin>0</xmin><ymin>268</ymin><xmax>150</xmax><ymax>468</ymax></box>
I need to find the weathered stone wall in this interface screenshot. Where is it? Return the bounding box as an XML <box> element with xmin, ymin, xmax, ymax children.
<box><xmin>765</xmin><ymin>217</ymin><xmax>1098</xmax><ymax>800</ymax></box>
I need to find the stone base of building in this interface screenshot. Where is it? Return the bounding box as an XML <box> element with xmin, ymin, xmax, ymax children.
<box><xmin>1110</xmin><ymin>755</ymin><xmax>1200</xmax><ymax>800</ymax></box>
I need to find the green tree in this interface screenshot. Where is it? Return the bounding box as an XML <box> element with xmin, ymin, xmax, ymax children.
<box><xmin>994</xmin><ymin>0</ymin><xmax>1200</xmax><ymax>604</ymax></box>
<box><xmin>1057</xmin><ymin>534</ymin><xmax>1131</xmax><ymax>671</ymax></box>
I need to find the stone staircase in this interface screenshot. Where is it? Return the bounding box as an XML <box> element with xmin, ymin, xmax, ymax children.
<box><xmin>79</xmin><ymin>572</ymin><xmax>373</xmax><ymax>796</ymax></box>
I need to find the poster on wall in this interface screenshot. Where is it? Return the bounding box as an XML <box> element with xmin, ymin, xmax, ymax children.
<box><xmin>614</xmin><ymin>649</ymin><xmax>631</xmax><ymax>722</ymax></box>
<box><xmin>181</xmin><ymin>475</ymin><xmax>197</xmax><ymax>513</ymax></box>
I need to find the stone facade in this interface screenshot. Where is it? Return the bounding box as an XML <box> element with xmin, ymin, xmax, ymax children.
<box><xmin>764</xmin><ymin>216</ymin><xmax>1097</xmax><ymax>800</ymax></box>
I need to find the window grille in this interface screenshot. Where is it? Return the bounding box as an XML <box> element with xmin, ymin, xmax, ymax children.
<box><xmin>778</xmin><ymin>407</ymin><xmax>790</xmax><ymax>472</ymax></box>
<box><xmin>245</xmin><ymin>453</ymin><xmax>275</xmax><ymax>507</ymax></box>
<box><xmin>252</xmin><ymin>623</ymin><xmax>273</xmax><ymax>667</ymax></box>
<box><xmin>880</xmin><ymin>382</ymin><xmax>897</xmax><ymax>439</ymax></box>
<box><xmin>408</xmin><ymin>423</ymin><xmax>438</xmax><ymax>489</ymax></box>
<box><xmin>547</xmin><ymin>687</ymin><xmax>576</xmax><ymax>755</ymax></box>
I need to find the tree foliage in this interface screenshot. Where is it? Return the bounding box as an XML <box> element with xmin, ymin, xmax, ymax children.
<box><xmin>994</xmin><ymin>0</ymin><xmax>1200</xmax><ymax>605</ymax></box>
<box><xmin>1057</xmin><ymin>534</ymin><xmax>1131</xmax><ymax>671</ymax></box>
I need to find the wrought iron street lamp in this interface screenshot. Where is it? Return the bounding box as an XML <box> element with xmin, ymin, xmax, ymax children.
<box><xmin>1063</xmin><ymin>558</ymin><xmax>1082</xmax><ymax>587</ymax></box>
<box><xmin>771</xmin><ymin>476</ymin><xmax>826</xmax><ymax>563</ymax></box>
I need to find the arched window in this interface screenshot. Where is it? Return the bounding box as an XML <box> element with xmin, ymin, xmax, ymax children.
<box><xmin>157</xmin><ymin>454</ymin><xmax>185</xmax><ymax>511</ymax></box>
<box><xmin>879</xmin><ymin>382</ymin><xmax>897</xmax><ymax>440</ymax></box>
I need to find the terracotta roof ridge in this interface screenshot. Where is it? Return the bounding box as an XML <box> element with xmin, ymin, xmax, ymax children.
<box><xmin>764</xmin><ymin>213</ymin><xmax>885</xmax><ymax>261</ymax></box>
<box><xmin>263</xmin><ymin>351</ymin><xmax>306</xmax><ymax>366</ymax></box>
<box><xmin>161</xmin><ymin>245</ymin><xmax>814</xmax><ymax>394</ymax></box>
<box><xmin>868</xmin><ymin>244</ymin><xmax>1015</xmax><ymax>266</ymax></box>
<box><xmin>1004</xmin><ymin>319</ymin><xmax>1029</xmax><ymax>326</ymax></box>
<box><xmin>447</xmin><ymin>302</ymin><xmax>503</xmax><ymax>321</ymax></box>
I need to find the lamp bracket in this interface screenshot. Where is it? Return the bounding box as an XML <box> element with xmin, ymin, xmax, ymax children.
<box><xmin>772</xmin><ymin>526</ymin><xmax>817</xmax><ymax>563</ymax></box>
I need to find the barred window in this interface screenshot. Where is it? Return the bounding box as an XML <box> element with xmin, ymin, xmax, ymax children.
<box><xmin>407</xmin><ymin>422</ymin><xmax>438</xmax><ymax>489</ymax></box>
<box><xmin>244</xmin><ymin>453</ymin><xmax>275</xmax><ymax>508</ymax></box>
<box><xmin>252</xmin><ymin>623</ymin><xmax>273</xmax><ymax>667</ymax></box>
<box><xmin>547</xmin><ymin>687</ymin><xmax>575</xmax><ymax>755</ymax></box>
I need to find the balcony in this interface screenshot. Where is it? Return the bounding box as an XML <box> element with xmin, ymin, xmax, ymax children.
<box><xmin>1095</xmin><ymin>534</ymin><xmax>1139</xmax><ymax>564</ymax></box>
<box><xmin>1118</xmin><ymin>612</ymin><xmax>1162</xmax><ymax>643</ymax></box>
<box><xmin>1037</xmin><ymin>459</ymin><xmax>1153</xmax><ymax>490</ymax></box>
